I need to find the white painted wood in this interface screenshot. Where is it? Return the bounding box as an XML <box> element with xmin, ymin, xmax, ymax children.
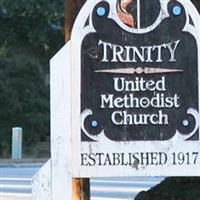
<box><xmin>32</xmin><ymin>159</ymin><xmax>52</xmax><ymax>200</ymax></box>
<box><xmin>12</xmin><ymin>127</ymin><xmax>23</xmax><ymax>159</ymax></box>
<box><xmin>70</xmin><ymin>0</ymin><xmax>200</xmax><ymax>177</ymax></box>
<box><xmin>32</xmin><ymin>43</ymin><xmax>72</xmax><ymax>200</ymax></box>
<box><xmin>50</xmin><ymin>43</ymin><xmax>72</xmax><ymax>199</ymax></box>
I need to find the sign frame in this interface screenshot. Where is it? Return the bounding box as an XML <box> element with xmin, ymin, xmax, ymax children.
<box><xmin>71</xmin><ymin>0</ymin><xmax>200</xmax><ymax>177</ymax></box>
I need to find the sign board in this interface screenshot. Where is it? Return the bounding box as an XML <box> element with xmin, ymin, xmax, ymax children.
<box><xmin>70</xmin><ymin>0</ymin><xmax>200</xmax><ymax>177</ymax></box>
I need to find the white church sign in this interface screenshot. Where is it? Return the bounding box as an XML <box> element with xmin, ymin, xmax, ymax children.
<box><xmin>70</xmin><ymin>0</ymin><xmax>200</xmax><ymax>177</ymax></box>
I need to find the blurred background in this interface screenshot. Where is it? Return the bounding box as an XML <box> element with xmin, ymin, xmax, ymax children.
<box><xmin>0</xmin><ymin>0</ymin><xmax>64</xmax><ymax>158</ymax></box>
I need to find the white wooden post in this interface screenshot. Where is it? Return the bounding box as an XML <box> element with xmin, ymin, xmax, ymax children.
<box><xmin>50</xmin><ymin>43</ymin><xmax>72</xmax><ymax>200</ymax></box>
<box><xmin>32</xmin><ymin>39</ymin><xmax>72</xmax><ymax>200</ymax></box>
<box><xmin>12</xmin><ymin>127</ymin><xmax>23</xmax><ymax>159</ymax></box>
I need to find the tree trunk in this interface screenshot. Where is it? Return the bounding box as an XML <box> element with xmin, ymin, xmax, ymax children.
<box><xmin>64</xmin><ymin>0</ymin><xmax>90</xmax><ymax>200</ymax></box>
<box><xmin>64</xmin><ymin>0</ymin><xmax>86</xmax><ymax>42</ymax></box>
<box><xmin>192</xmin><ymin>0</ymin><xmax>200</xmax><ymax>11</ymax></box>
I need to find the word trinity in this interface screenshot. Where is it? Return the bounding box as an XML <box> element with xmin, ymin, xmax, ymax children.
<box><xmin>98</xmin><ymin>40</ymin><xmax>180</xmax><ymax>63</ymax></box>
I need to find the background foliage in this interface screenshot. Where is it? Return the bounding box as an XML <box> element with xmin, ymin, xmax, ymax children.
<box><xmin>0</xmin><ymin>0</ymin><xmax>64</xmax><ymax>157</ymax></box>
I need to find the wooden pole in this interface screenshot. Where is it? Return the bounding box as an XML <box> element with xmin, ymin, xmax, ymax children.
<box><xmin>192</xmin><ymin>0</ymin><xmax>200</xmax><ymax>11</ymax></box>
<box><xmin>64</xmin><ymin>0</ymin><xmax>86</xmax><ymax>42</ymax></box>
<box><xmin>64</xmin><ymin>0</ymin><xmax>90</xmax><ymax>200</ymax></box>
<box><xmin>72</xmin><ymin>178</ymin><xmax>90</xmax><ymax>200</ymax></box>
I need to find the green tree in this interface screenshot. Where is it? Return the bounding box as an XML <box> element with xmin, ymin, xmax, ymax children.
<box><xmin>0</xmin><ymin>0</ymin><xmax>64</xmax><ymax>157</ymax></box>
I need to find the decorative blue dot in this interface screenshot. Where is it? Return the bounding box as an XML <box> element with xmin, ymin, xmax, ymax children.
<box><xmin>182</xmin><ymin>120</ymin><xmax>189</xmax><ymax>127</ymax></box>
<box><xmin>97</xmin><ymin>7</ymin><xmax>106</xmax><ymax>16</ymax></box>
<box><xmin>91</xmin><ymin>120</ymin><xmax>98</xmax><ymax>128</ymax></box>
<box><xmin>173</xmin><ymin>6</ymin><xmax>182</xmax><ymax>16</ymax></box>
